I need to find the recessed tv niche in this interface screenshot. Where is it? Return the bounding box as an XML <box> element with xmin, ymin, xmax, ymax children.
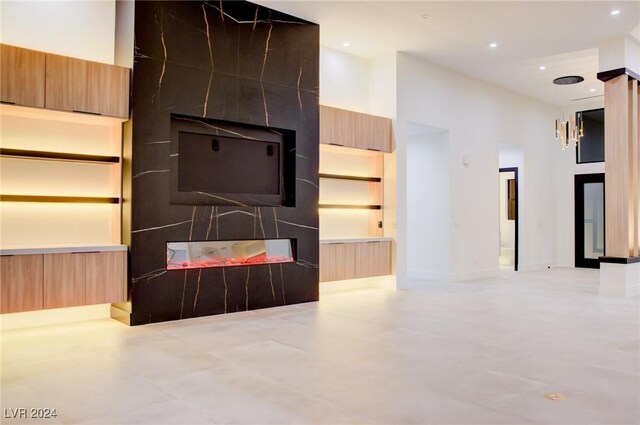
<box><xmin>170</xmin><ymin>114</ymin><xmax>296</xmax><ymax>207</ymax></box>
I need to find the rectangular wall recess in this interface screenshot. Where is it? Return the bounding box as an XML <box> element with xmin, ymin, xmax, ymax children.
<box><xmin>167</xmin><ymin>239</ymin><xmax>295</xmax><ymax>270</ymax></box>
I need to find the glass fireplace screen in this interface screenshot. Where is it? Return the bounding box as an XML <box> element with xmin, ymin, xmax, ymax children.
<box><xmin>167</xmin><ymin>239</ymin><xmax>294</xmax><ymax>270</ymax></box>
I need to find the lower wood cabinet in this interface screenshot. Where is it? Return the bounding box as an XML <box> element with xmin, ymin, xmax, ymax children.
<box><xmin>1</xmin><ymin>255</ymin><xmax>44</xmax><ymax>313</ymax></box>
<box><xmin>0</xmin><ymin>250</ymin><xmax>127</xmax><ymax>314</ymax></box>
<box><xmin>44</xmin><ymin>253</ymin><xmax>86</xmax><ymax>309</ymax></box>
<box><xmin>86</xmin><ymin>251</ymin><xmax>126</xmax><ymax>304</ymax></box>
<box><xmin>319</xmin><ymin>240</ymin><xmax>392</xmax><ymax>282</ymax></box>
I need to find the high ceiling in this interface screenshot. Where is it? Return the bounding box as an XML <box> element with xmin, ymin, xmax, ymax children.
<box><xmin>255</xmin><ymin>1</ymin><xmax>640</xmax><ymax>106</ymax></box>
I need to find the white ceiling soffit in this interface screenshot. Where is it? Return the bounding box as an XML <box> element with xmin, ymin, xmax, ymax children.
<box><xmin>256</xmin><ymin>1</ymin><xmax>640</xmax><ymax>106</ymax></box>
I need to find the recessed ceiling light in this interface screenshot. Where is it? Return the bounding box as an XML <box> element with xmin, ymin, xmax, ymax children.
<box><xmin>611</xmin><ymin>9</ymin><xmax>621</xmax><ymax>15</ymax></box>
<box><xmin>589</xmin><ymin>88</ymin><xmax>596</xmax><ymax>92</ymax></box>
<box><xmin>342</xmin><ymin>42</ymin><xmax>350</xmax><ymax>47</ymax></box>
<box><xmin>539</xmin><ymin>65</ymin><xmax>546</xmax><ymax>71</ymax></box>
<box><xmin>489</xmin><ymin>42</ymin><xmax>498</xmax><ymax>48</ymax></box>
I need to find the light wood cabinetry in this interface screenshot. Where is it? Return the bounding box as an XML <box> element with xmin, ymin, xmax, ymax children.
<box><xmin>86</xmin><ymin>251</ymin><xmax>126</xmax><ymax>304</ymax></box>
<box><xmin>0</xmin><ymin>249</ymin><xmax>127</xmax><ymax>314</ymax></box>
<box><xmin>1</xmin><ymin>44</ymin><xmax>46</xmax><ymax>108</ymax></box>
<box><xmin>319</xmin><ymin>105</ymin><xmax>392</xmax><ymax>152</ymax></box>
<box><xmin>1</xmin><ymin>255</ymin><xmax>44</xmax><ymax>313</ymax></box>
<box><xmin>319</xmin><ymin>240</ymin><xmax>392</xmax><ymax>282</ymax></box>
<box><xmin>45</xmin><ymin>54</ymin><xmax>89</xmax><ymax>115</ymax></box>
<box><xmin>87</xmin><ymin>61</ymin><xmax>129</xmax><ymax>118</ymax></box>
<box><xmin>0</xmin><ymin>44</ymin><xmax>129</xmax><ymax>118</ymax></box>
<box><xmin>44</xmin><ymin>253</ymin><xmax>86</xmax><ymax>309</ymax></box>
<box><xmin>46</xmin><ymin>54</ymin><xmax>129</xmax><ymax>118</ymax></box>
<box><xmin>320</xmin><ymin>105</ymin><xmax>357</xmax><ymax>148</ymax></box>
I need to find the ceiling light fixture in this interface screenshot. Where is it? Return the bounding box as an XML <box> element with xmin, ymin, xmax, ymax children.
<box><xmin>489</xmin><ymin>42</ymin><xmax>498</xmax><ymax>48</ymax></box>
<box><xmin>539</xmin><ymin>66</ymin><xmax>546</xmax><ymax>71</ymax></box>
<box><xmin>589</xmin><ymin>88</ymin><xmax>596</xmax><ymax>92</ymax></box>
<box><xmin>611</xmin><ymin>10</ymin><xmax>621</xmax><ymax>15</ymax></box>
<box><xmin>342</xmin><ymin>42</ymin><xmax>350</xmax><ymax>47</ymax></box>
<box><xmin>555</xmin><ymin>112</ymin><xmax>583</xmax><ymax>150</ymax></box>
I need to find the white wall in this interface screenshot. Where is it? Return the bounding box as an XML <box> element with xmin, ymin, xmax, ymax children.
<box><xmin>320</xmin><ymin>47</ymin><xmax>370</xmax><ymax>112</ymax></box>
<box><xmin>0</xmin><ymin>0</ymin><xmax>116</xmax><ymax>64</ymax></box>
<box><xmin>396</xmin><ymin>53</ymin><xmax>560</xmax><ymax>281</ymax></box>
<box><xmin>406</xmin><ymin>126</ymin><xmax>450</xmax><ymax>280</ymax></box>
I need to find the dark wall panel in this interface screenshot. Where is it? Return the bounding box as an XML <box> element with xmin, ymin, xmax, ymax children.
<box><xmin>127</xmin><ymin>0</ymin><xmax>319</xmax><ymax>325</ymax></box>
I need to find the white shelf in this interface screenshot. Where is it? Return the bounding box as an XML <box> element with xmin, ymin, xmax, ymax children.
<box><xmin>0</xmin><ymin>244</ymin><xmax>127</xmax><ymax>256</ymax></box>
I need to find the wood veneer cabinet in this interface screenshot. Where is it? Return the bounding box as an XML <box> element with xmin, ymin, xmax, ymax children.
<box><xmin>44</xmin><ymin>253</ymin><xmax>86</xmax><ymax>309</ymax></box>
<box><xmin>86</xmin><ymin>251</ymin><xmax>126</xmax><ymax>304</ymax></box>
<box><xmin>319</xmin><ymin>240</ymin><xmax>392</xmax><ymax>282</ymax></box>
<box><xmin>0</xmin><ymin>250</ymin><xmax>127</xmax><ymax>313</ymax></box>
<box><xmin>0</xmin><ymin>44</ymin><xmax>45</xmax><ymax>108</ymax></box>
<box><xmin>319</xmin><ymin>105</ymin><xmax>392</xmax><ymax>152</ymax></box>
<box><xmin>1</xmin><ymin>255</ymin><xmax>44</xmax><ymax>313</ymax></box>
<box><xmin>45</xmin><ymin>54</ymin><xmax>129</xmax><ymax>118</ymax></box>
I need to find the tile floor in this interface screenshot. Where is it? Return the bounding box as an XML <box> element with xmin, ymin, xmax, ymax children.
<box><xmin>1</xmin><ymin>268</ymin><xmax>639</xmax><ymax>425</ymax></box>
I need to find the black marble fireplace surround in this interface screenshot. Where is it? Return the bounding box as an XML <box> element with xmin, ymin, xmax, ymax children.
<box><xmin>123</xmin><ymin>0</ymin><xmax>319</xmax><ymax>325</ymax></box>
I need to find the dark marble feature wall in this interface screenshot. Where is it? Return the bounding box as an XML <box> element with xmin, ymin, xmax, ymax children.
<box><xmin>125</xmin><ymin>0</ymin><xmax>319</xmax><ymax>325</ymax></box>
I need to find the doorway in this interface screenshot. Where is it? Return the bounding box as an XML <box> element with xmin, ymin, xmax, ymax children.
<box><xmin>575</xmin><ymin>173</ymin><xmax>605</xmax><ymax>268</ymax></box>
<box><xmin>499</xmin><ymin>168</ymin><xmax>518</xmax><ymax>271</ymax></box>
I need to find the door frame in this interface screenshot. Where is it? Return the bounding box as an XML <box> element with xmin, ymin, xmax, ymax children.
<box><xmin>499</xmin><ymin>167</ymin><xmax>519</xmax><ymax>271</ymax></box>
<box><xmin>574</xmin><ymin>173</ymin><xmax>605</xmax><ymax>269</ymax></box>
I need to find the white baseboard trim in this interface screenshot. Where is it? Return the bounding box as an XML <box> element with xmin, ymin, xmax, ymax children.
<box><xmin>518</xmin><ymin>262</ymin><xmax>553</xmax><ymax>272</ymax></box>
<box><xmin>407</xmin><ymin>269</ymin><xmax>449</xmax><ymax>281</ymax></box>
<box><xmin>320</xmin><ymin>275</ymin><xmax>396</xmax><ymax>293</ymax></box>
<box><xmin>450</xmin><ymin>268</ymin><xmax>499</xmax><ymax>282</ymax></box>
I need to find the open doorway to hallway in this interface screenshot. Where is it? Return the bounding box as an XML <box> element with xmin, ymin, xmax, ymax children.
<box><xmin>499</xmin><ymin>168</ymin><xmax>518</xmax><ymax>271</ymax></box>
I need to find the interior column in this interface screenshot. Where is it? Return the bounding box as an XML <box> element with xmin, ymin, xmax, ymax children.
<box><xmin>597</xmin><ymin>35</ymin><xmax>640</xmax><ymax>296</ymax></box>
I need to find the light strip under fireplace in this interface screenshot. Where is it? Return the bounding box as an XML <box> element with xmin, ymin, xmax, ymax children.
<box><xmin>167</xmin><ymin>239</ymin><xmax>295</xmax><ymax>270</ymax></box>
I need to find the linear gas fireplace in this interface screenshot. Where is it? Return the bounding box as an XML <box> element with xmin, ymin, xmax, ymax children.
<box><xmin>167</xmin><ymin>239</ymin><xmax>295</xmax><ymax>270</ymax></box>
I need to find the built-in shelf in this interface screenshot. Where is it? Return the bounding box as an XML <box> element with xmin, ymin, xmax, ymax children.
<box><xmin>0</xmin><ymin>148</ymin><xmax>120</xmax><ymax>164</ymax></box>
<box><xmin>319</xmin><ymin>173</ymin><xmax>381</xmax><ymax>182</ymax></box>
<box><xmin>319</xmin><ymin>204</ymin><xmax>382</xmax><ymax>210</ymax></box>
<box><xmin>0</xmin><ymin>195</ymin><xmax>120</xmax><ymax>204</ymax></box>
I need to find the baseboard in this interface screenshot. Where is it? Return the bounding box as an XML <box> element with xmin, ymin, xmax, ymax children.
<box><xmin>320</xmin><ymin>275</ymin><xmax>396</xmax><ymax>293</ymax></box>
<box><xmin>518</xmin><ymin>262</ymin><xmax>553</xmax><ymax>272</ymax></box>
<box><xmin>449</xmin><ymin>268</ymin><xmax>499</xmax><ymax>282</ymax></box>
<box><xmin>407</xmin><ymin>269</ymin><xmax>449</xmax><ymax>281</ymax></box>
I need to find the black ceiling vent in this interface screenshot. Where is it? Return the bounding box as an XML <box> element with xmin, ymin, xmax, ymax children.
<box><xmin>553</xmin><ymin>75</ymin><xmax>585</xmax><ymax>85</ymax></box>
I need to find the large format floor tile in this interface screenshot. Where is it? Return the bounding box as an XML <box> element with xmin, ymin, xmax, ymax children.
<box><xmin>1</xmin><ymin>268</ymin><xmax>638</xmax><ymax>424</ymax></box>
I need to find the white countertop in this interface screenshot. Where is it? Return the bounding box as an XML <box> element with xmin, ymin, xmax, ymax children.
<box><xmin>0</xmin><ymin>244</ymin><xmax>128</xmax><ymax>256</ymax></box>
<box><xmin>320</xmin><ymin>237</ymin><xmax>393</xmax><ymax>244</ymax></box>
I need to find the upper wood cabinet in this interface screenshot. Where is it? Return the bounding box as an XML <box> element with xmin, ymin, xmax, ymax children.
<box><xmin>0</xmin><ymin>44</ymin><xmax>129</xmax><ymax>118</ymax></box>
<box><xmin>87</xmin><ymin>61</ymin><xmax>130</xmax><ymax>118</ymax></box>
<box><xmin>319</xmin><ymin>105</ymin><xmax>393</xmax><ymax>153</ymax></box>
<box><xmin>45</xmin><ymin>54</ymin><xmax>89</xmax><ymax>114</ymax></box>
<box><xmin>0</xmin><ymin>44</ymin><xmax>46</xmax><ymax>108</ymax></box>
<box><xmin>46</xmin><ymin>53</ymin><xmax>129</xmax><ymax>118</ymax></box>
